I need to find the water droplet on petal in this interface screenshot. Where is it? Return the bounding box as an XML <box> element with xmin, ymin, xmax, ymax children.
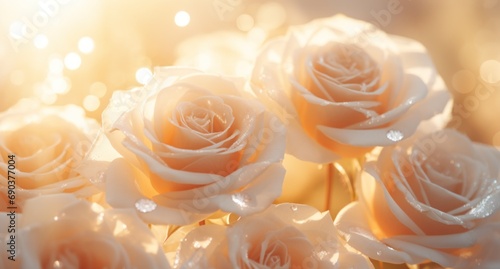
<box><xmin>291</xmin><ymin>204</ymin><xmax>298</xmax><ymax>211</ymax></box>
<box><xmin>135</xmin><ymin>198</ymin><xmax>157</xmax><ymax>213</ymax></box>
<box><xmin>386</xmin><ymin>130</ymin><xmax>404</xmax><ymax>142</ymax></box>
<box><xmin>376</xmin><ymin>251</ymin><xmax>382</xmax><ymax>256</ymax></box>
<box><xmin>232</xmin><ymin>193</ymin><xmax>252</xmax><ymax>208</ymax></box>
<box><xmin>90</xmin><ymin>171</ymin><xmax>106</xmax><ymax>184</ymax></box>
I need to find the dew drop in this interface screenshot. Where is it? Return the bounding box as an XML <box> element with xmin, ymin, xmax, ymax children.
<box><xmin>232</xmin><ymin>193</ymin><xmax>253</xmax><ymax>208</ymax></box>
<box><xmin>376</xmin><ymin>251</ymin><xmax>382</xmax><ymax>256</ymax></box>
<box><xmin>386</xmin><ymin>130</ymin><xmax>404</xmax><ymax>142</ymax></box>
<box><xmin>90</xmin><ymin>171</ymin><xmax>106</xmax><ymax>184</ymax></box>
<box><xmin>291</xmin><ymin>204</ymin><xmax>298</xmax><ymax>211</ymax></box>
<box><xmin>135</xmin><ymin>198</ymin><xmax>157</xmax><ymax>213</ymax></box>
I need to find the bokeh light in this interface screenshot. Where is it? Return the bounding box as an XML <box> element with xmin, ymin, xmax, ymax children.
<box><xmin>83</xmin><ymin>95</ymin><xmax>100</xmax><ymax>112</ymax></box>
<box><xmin>9</xmin><ymin>21</ymin><xmax>24</xmax><ymax>39</ymax></box>
<box><xmin>34</xmin><ymin>34</ymin><xmax>49</xmax><ymax>49</ymax></box>
<box><xmin>64</xmin><ymin>52</ymin><xmax>82</xmax><ymax>70</ymax></box>
<box><xmin>175</xmin><ymin>11</ymin><xmax>190</xmax><ymax>27</ymax></box>
<box><xmin>480</xmin><ymin>59</ymin><xmax>500</xmax><ymax>84</ymax></box>
<box><xmin>50</xmin><ymin>77</ymin><xmax>71</xmax><ymax>94</ymax></box>
<box><xmin>78</xmin><ymin>37</ymin><xmax>95</xmax><ymax>54</ymax></box>
<box><xmin>135</xmin><ymin>67</ymin><xmax>153</xmax><ymax>85</ymax></box>
<box><xmin>236</xmin><ymin>14</ymin><xmax>254</xmax><ymax>32</ymax></box>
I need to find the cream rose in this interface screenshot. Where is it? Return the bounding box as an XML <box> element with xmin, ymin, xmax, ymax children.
<box><xmin>173</xmin><ymin>203</ymin><xmax>373</xmax><ymax>268</ymax></box>
<box><xmin>0</xmin><ymin>99</ymin><xmax>100</xmax><ymax>211</ymax></box>
<box><xmin>85</xmin><ymin>67</ymin><xmax>286</xmax><ymax>225</ymax></box>
<box><xmin>334</xmin><ymin>129</ymin><xmax>500</xmax><ymax>268</ymax></box>
<box><xmin>0</xmin><ymin>194</ymin><xmax>169</xmax><ymax>269</ymax></box>
<box><xmin>251</xmin><ymin>14</ymin><xmax>450</xmax><ymax>163</ymax></box>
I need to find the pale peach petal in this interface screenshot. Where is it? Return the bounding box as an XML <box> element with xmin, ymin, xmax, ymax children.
<box><xmin>334</xmin><ymin>202</ymin><xmax>419</xmax><ymax>264</ymax></box>
<box><xmin>251</xmin><ymin>14</ymin><xmax>450</xmax><ymax>162</ymax></box>
<box><xmin>175</xmin><ymin>204</ymin><xmax>373</xmax><ymax>268</ymax></box>
<box><xmin>105</xmin><ymin>158</ymin><xmax>209</xmax><ymax>225</ymax></box>
<box><xmin>13</xmin><ymin>194</ymin><xmax>170</xmax><ymax>269</ymax></box>
<box><xmin>317</xmin><ymin>88</ymin><xmax>450</xmax><ymax>147</ymax></box>
<box><xmin>0</xmin><ymin>100</ymin><xmax>99</xmax><ymax>209</ymax></box>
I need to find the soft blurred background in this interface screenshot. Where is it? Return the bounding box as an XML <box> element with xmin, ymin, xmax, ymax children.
<box><xmin>0</xmin><ymin>0</ymin><xmax>499</xmax><ymax>147</ymax></box>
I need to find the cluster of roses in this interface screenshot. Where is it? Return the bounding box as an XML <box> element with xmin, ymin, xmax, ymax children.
<box><xmin>1</xmin><ymin>15</ymin><xmax>499</xmax><ymax>269</ymax></box>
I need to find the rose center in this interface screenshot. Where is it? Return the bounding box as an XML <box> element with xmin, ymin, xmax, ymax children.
<box><xmin>8</xmin><ymin>133</ymin><xmax>46</xmax><ymax>157</ymax></box>
<box><xmin>422</xmin><ymin>153</ymin><xmax>465</xmax><ymax>193</ymax></box>
<box><xmin>176</xmin><ymin>97</ymin><xmax>229</xmax><ymax>134</ymax></box>
<box><xmin>313</xmin><ymin>42</ymin><xmax>380</xmax><ymax>92</ymax></box>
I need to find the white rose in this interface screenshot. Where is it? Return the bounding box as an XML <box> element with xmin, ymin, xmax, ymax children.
<box><xmin>0</xmin><ymin>99</ymin><xmax>100</xmax><ymax>211</ymax></box>
<box><xmin>335</xmin><ymin>129</ymin><xmax>500</xmax><ymax>268</ymax></box>
<box><xmin>174</xmin><ymin>203</ymin><xmax>373</xmax><ymax>268</ymax></box>
<box><xmin>0</xmin><ymin>194</ymin><xmax>170</xmax><ymax>269</ymax></box>
<box><xmin>251</xmin><ymin>14</ymin><xmax>450</xmax><ymax>163</ymax></box>
<box><xmin>83</xmin><ymin>67</ymin><xmax>286</xmax><ymax>225</ymax></box>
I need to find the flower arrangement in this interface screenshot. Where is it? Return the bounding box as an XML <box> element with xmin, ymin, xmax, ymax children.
<box><xmin>1</xmin><ymin>14</ymin><xmax>499</xmax><ymax>269</ymax></box>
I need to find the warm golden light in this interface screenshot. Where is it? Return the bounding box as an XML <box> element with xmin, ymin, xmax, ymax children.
<box><xmin>247</xmin><ymin>27</ymin><xmax>267</xmax><ymax>46</ymax></box>
<box><xmin>64</xmin><ymin>52</ymin><xmax>82</xmax><ymax>70</ymax></box>
<box><xmin>34</xmin><ymin>34</ymin><xmax>49</xmax><ymax>49</ymax></box>
<box><xmin>480</xmin><ymin>59</ymin><xmax>500</xmax><ymax>84</ymax></box>
<box><xmin>236</xmin><ymin>14</ymin><xmax>254</xmax><ymax>32</ymax></box>
<box><xmin>256</xmin><ymin>2</ymin><xmax>286</xmax><ymax>30</ymax></box>
<box><xmin>452</xmin><ymin>69</ymin><xmax>476</xmax><ymax>94</ymax></box>
<box><xmin>50</xmin><ymin>77</ymin><xmax>70</xmax><ymax>94</ymax></box>
<box><xmin>494</xmin><ymin>131</ymin><xmax>500</xmax><ymax>147</ymax></box>
<box><xmin>10</xmin><ymin>70</ymin><xmax>25</xmax><ymax>86</ymax></box>
<box><xmin>83</xmin><ymin>95</ymin><xmax>100</xmax><ymax>112</ymax></box>
<box><xmin>135</xmin><ymin>67</ymin><xmax>153</xmax><ymax>85</ymax></box>
<box><xmin>174</xmin><ymin>11</ymin><xmax>190</xmax><ymax>27</ymax></box>
<box><xmin>9</xmin><ymin>21</ymin><xmax>24</xmax><ymax>39</ymax></box>
<box><xmin>78</xmin><ymin>36</ymin><xmax>95</xmax><ymax>54</ymax></box>
<box><xmin>40</xmin><ymin>93</ymin><xmax>57</xmax><ymax>105</ymax></box>
<box><xmin>89</xmin><ymin>82</ymin><xmax>107</xmax><ymax>98</ymax></box>
<box><xmin>49</xmin><ymin>57</ymin><xmax>64</xmax><ymax>74</ymax></box>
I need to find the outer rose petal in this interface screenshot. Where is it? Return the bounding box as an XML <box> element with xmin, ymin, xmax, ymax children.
<box><xmin>336</xmin><ymin>202</ymin><xmax>500</xmax><ymax>267</ymax></box>
<box><xmin>1</xmin><ymin>194</ymin><xmax>170</xmax><ymax>269</ymax></box>
<box><xmin>105</xmin><ymin>158</ymin><xmax>285</xmax><ymax>225</ymax></box>
<box><xmin>173</xmin><ymin>204</ymin><xmax>374</xmax><ymax>269</ymax></box>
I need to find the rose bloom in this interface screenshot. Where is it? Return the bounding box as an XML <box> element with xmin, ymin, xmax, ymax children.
<box><xmin>334</xmin><ymin>129</ymin><xmax>500</xmax><ymax>268</ymax></box>
<box><xmin>85</xmin><ymin>67</ymin><xmax>286</xmax><ymax>225</ymax></box>
<box><xmin>172</xmin><ymin>203</ymin><xmax>373</xmax><ymax>269</ymax></box>
<box><xmin>0</xmin><ymin>194</ymin><xmax>169</xmax><ymax>269</ymax></box>
<box><xmin>251</xmin><ymin>14</ymin><xmax>450</xmax><ymax>163</ymax></box>
<box><xmin>0</xmin><ymin>99</ymin><xmax>100</xmax><ymax>211</ymax></box>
